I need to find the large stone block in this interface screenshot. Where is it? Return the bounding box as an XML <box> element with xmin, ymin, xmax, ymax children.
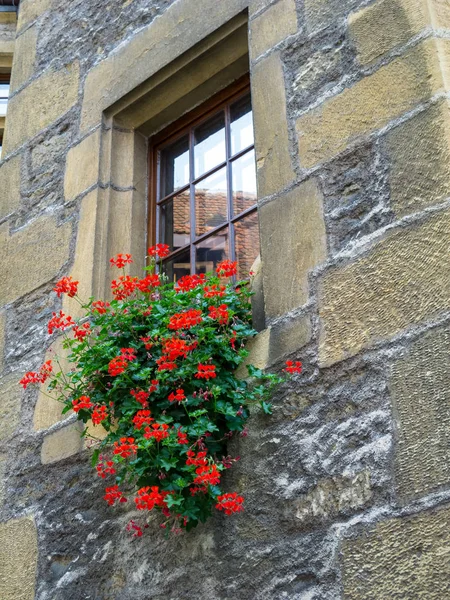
<box><xmin>390</xmin><ymin>325</ymin><xmax>450</xmax><ymax>501</ymax></box>
<box><xmin>342</xmin><ymin>507</ymin><xmax>450</xmax><ymax>599</ymax></box>
<box><xmin>318</xmin><ymin>209</ymin><xmax>450</xmax><ymax>366</ymax></box>
<box><xmin>349</xmin><ymin>0</ymin><xmax>429</xmax><ymax>65</ymax></box>
<box><xmin>304</xmin><ymin>0</ymin><xmax>361</xmax><ymax>32</ymax></box>
<box><xmin>387</xmin><ymin>100</ymin><xmax>450</xmax><ymax>217</ymax></box>
<box><xmin>64</xmin><ymin>129</ymin><xmax>101</xmax><ymax>202</ymax></box>
<box><xmin>0</xmin><ymin>517</ymin><xmax>38</xmax><ymax>600</ymax></box>
<box><xmin>10</xmin><ymin>26</ymin><xmax>37</xmax><ymax>93</ymax></box>
<box><xmin>41</xmin><ymin>422</ymin><xmax>84</xmax><ymax>464</ymax></box>
<box><xmin>0</xmin><ymin>216</ymin><xmax>72</xmax><ymax>306</ymax></box>
<box><xmin>251</xmin><ymin>52</ymin><xmax>295</xmax><ymax>198</ymax></box>
<box><xmin>3</xmin><ymin>61</ymin><xmax>80</xmax><ymax>153</ymax></box>
<box><xmin>260</xmin><ymin>178</ymin><xmax>327</xmax><ymax>318</ymax></box>
<box><xmin>250</xmin><ymin>0</ymin><xmax>297</xmax><ymax>59</ymax></box>
<box><xmin>0</xmin><ymin>310</ymin><xmax>5</xmax><ymax>372</ymax></box>
<box><xmin>0</xmin><ymin>374</ymin><xmax>21</xmax><ymax>442</ymax></box>
<box><xmin>296</xmin><ymin>39</ymin><xmax>450</xmax><ymax>168</ymax></box>
<box><xmin>17</xmin><ymin>0</ymin><xmax>53</xmax><ymax>30</ymax></box>
<box><xmin>0</xmin><ymin>154</ymin><xmax>21</xmax><ymax>219</ymax></box>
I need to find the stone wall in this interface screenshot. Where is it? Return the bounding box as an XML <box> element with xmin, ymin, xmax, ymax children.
<box><xmin>1</xmin><ymin>0</ymin><xmax>450</xmax><ymax>598</ymax></box>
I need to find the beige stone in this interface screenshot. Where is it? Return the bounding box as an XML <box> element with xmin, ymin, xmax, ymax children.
<box><xmin>0</xmin><ymin>216</ymin><xmax>72</xmax><ymax>305</ymax></box>
<box><xmin>17</xmin><ymin>0</ymin><xmax>52</xmax><ymax>30</ymax></box>
<box><xmin>0</xmin><ymin>310</ymin><xmax>5</xmax><ymax>372</ymax></box>
<box><xmin>64</xmin><ymin>128</ymin><xmax>101</xmax><ymax>202</ymax></box>
<box><xmin>0</xmin><ymin>374</ymin><xmax>21</xmax><ymax>442</ymax></box>
<box><xmin>10</xmin><ymin>26</ymin><xmax>37</xmax><ymax>92</ymax></box>
<box><xmin>252</xmin><ymin>52</ymin><xmax>295</xmax><ymax>198</ymax></box>
<box><xmin>80</xmin><ymin>0</ymin><xmax>248</xmax><ymax>133</ymax></box>
<box><xmin>318</xmin><ymin>208</ymin><xmax>450</xmax><ymax>366</ymax></box>
<box><xmin>296</xmin><ymin>38</ymin><xmax>450</xmax><ymax>168</ymax></box>
<box><xmin>0</xmin><ymin>517</ymin><xmax>38</xmax><ymax>600</ymax></box>
<box><xmin>0</xmin><ymin>153</ymin><xmax>21</xmax><ymax>219</ymax></box>
<box><xmin>342</xmin><ymin>506</ymin><xmax>450</xmax><ymax>599</ymax></box>
<box><xmin>349</xmin><ymin>0</ymin><xmax>429</xmax><ymax>65</ymax></box>
<box><xmin>236</xmin><ymin>328</ymin><xmax>271</xmax><ymax>378</ymax></box>
<box><xmin>3</xmin><ymin>61</ymin><xmax>80</xmax><ymax>153</ymax></box>
<box><xmin>390</xmin><ymin>325</ymin><xmax>450</xmax><ymax>501</ymax></box>
<box><xmin>304</xmin><ymin>0</ymin><xmax>359</xmax><ymax>32</ymax></box>
<box><xmin>259</xmin><ymin>179</ymin><xmax>327</xmax><ymax>318</ymax></box>
<box><xmin>249</xmin><ymin>0</ymin><xmax>271</xmax><ymax>16</ymax></box>
<box><xmin>0</xmin><ymin>40</ymin><xmax>14</xmax><ymax>55</ymax></box>
<box><xmin>110</xmin><ymin>128</ymin><xmax>147</xmax><ymax>192</ymax></box>
<box><xmin>250</xmin><ymin>0</ymin><xmax>297</xmax><ymax>59</ymax></box>
<box><xmin>387</xmin><ymin>100</ymin><xmax>450</xmax><ymax>217</ymax></box>
<box><xmin>41</xmin><ymin>422</ymin><xmax>84</xmax><ymax>464</ymax></box>
<box><xmin>0</xmin><ymin>11</ymin><xmax>16</xmax><ymax>25</ymax></box>
<box><xmin>429</xmin><ymin>0</ymin><xmax>450</xmax><ymax>28</ymax></box>
<box><xmin>268</xmin><ymin>313</ymin><xmax>312</xmax><ymax>363</ymax></box>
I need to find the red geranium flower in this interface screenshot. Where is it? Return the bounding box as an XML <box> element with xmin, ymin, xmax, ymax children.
<box><xmin>110</xmin><ymin>253</ymin><xmax>133</xmax><ymax>268</ymax></box>
<box><xmin>216</xmin><ymin>492</ymin><xmax>244</xmax><ymax>515</ymax></box>
<box><xmin>216</xmin><ymin>260</ymin><xmax>237</xmax><ymax>278</ymax></box>
<box><xmin>54</xmin><ymin>276</ymin><xmax>78</xmax><ymax>298</ymax></box>
<box><xmin>284</xmin><ymin>360</ymin><xmax>302</xmax><ymax>374</ymax></box>
<box><xmin>195</xmin><ymin>364</ymin><xmax>216</xmax><ymax>380</ymax></box>
<box><xmin>148</xmin><ymin>244</ymin><xmax>170</xmax><ymax>258</ymax></box>
<box><xmin>72</xmin><ymin>395</ymin><xmax>93</xmax><ymax>412</ymax></box>
<box><xmin>104</xmin><ymin>485</ymin><xmax>127</xmax><ymax>505</ymax></box>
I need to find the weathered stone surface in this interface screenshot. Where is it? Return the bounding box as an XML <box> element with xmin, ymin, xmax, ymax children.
<box><xmin>268</xmin><ymin>313</ymin><xmax>312</xmax><ymax>363</ymax></box>
<box><xmin>41</xmin><ymin>422</ymin><xmax>84</xmax><ymax>464</ymax></box>
<box><xmin>10</xmin><ymin>25</ymin><xmax>37</xmax><ymax>92</ymax></box>
<box><xmin>296</xmin><ymin>39</ymin><xmax>450</xmax><ymax>168</ymax></box>
<box><xmin>349</xmin><ymin>0</ymin><xmax>429</xmax><ymax>65</ymax></box>
<box><xmin>390</xmin><ymin>325</ymin><xmax>450</xmax><ymax>501</ymax></box>
<box><xmin>0</xmin><ymin>374</ymin><xmax>21</xmax><ymax>442</ymax></box>
<box><xmin>0</xmin><ymin>216</ymin><xmax>72</xmax><ymax>306</ymax></box>
<box><xmin>250</xmin><ymin>0</ymin><xmax>297</xmax><ymax>59</ymax></box>
<box><xmin>64</xmin><ymin>129</ymin><xmax>100</xmax><ymax>202</ymax></box>
<box><xmin>109</xmin><ymin>128</ymin><xmax>147</xmax><ymax>191</ymax></box>
<box><xmin>0</xmin><ymin>154</ymin><xmax>21</xmax><ymax>219</ymax></box>
<box><xmin>0</xmin><ymin>310</ymin><xmax>5</xmax><ymax>371</ymax></box>
<box><xmin>17</xmin><ymin>0</ymin><xmax>53</xmax><ymax>30</ymax></box>
<box><xmin>387</xmin><ymin>100</ymin><xmax>450</xmax><ymax>217</ymax></box>
<box><xmin>0</xmin><ymin>517</ymin><xmax>38</xmax><ymax>600</ymax></box>
<box><xmin>252</xmin><ymin>52</ymin><xmax>295</xmax><ymax>198</ymax></box>
<box><xmin>260</xmin><ymin>178</ymin><xmax>327</xmax><ymax>318</ymax></box>
<box><xmin>304</xmin><ymin>0</ymin><xmax>361</xmax><ymax>32</ymax></box>
<box><xmin>318</xmin><ymin>209</ymin><xmax>450</xmax><ymax>366</ymax></box>
<box><xmin>3</xmin><ymin>62</ymin><xmax>80</xmax><ymax>153</ymax></box>
<box><xmin>342</xmin><ymin>507</ymin><xmax>450</xmax><ymax>599</ymax></box>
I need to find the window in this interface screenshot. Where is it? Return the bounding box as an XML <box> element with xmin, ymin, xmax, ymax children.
<box><xmin>149</xmin><ymin>78</ymin><xmax>259</xmax><ymax>281</ymax></box>
<box><xmin>0</xmin><ymin>73</ymin><xmax>10</xmax><ymax>157</ymax></box>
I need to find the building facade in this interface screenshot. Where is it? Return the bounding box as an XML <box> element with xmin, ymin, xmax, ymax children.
<box><xmin>1</xmin><ymin>0</ymin><xmax>450</xmax><ymax>598</ymax></box>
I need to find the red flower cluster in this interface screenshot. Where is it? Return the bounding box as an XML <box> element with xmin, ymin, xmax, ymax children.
<box><xmin>104</xmin><ymin>485</ymin><xmax>127</xmax><ymax>505</ymax></box>
<box><xmin>162</xmin><ymin>337</ymin><xmax>196</xmax><ymax>360</ymax></box>
<box><xmin>54</xmin><ymin>276</ymin><xmax>78</xmax><ymax>298</ymax></box>
<box><xmin>186</xmin><ymin>450</ymin><xmax>208</xmax><ymax>467</ymax></box>
<box><xmin>20</xmin><ymin>360</ymin><xmax>53</xmax><ymax>389</ymax></box>
<box><xmin>140</xmin><ymin>336</ymin><xmax>153</xmax><ymax>350</ymax></box>
<box><xmin>230</xmin><ymin>330</ymin><xmax>237</xmax><ymax>350</ymax></box>
<box><xmin>110</xmin><ymin>253</ymin><xmax>133</xmax><ymax>268</ymax></box>
<box><xmin>156</xmin><ymin>356</ymin><xmax>177</xmax><ymax>371</ymax></box>
<box><xmin>208</xmin><ymin>304</ymin><xmax>229</xmax><ymax>325</ymax></box>
<box><xmin>216</xmin><ymin>260</ymin><xmax>237</xmax><ymax>278</ymax></box>
<box><xmin>177</xmin><ymin>429</ymin><xmax>188</xmax><ymax>445</ymax></box>
<box><xmin>91</xmin><ymin>300</ymin><xmax>110</xmax><ymax>315</ymax></box>
<box><xmin>135</xmin><ymin>486</ymin><xmax>166</xmax><ymax>511</ymax></box>
<box><xmin>132</xmin><ymin>409</ymin><xmax>153</xmax><ymax>430</ymax></box>
<box><xmin>48</xmin><ymin>311</ymin><xmax>75</xmax><ymax>335</ymax></box>
<box><xmin>149</xmin><ymin>379</ymin><xmax>159</xmax><ymax>393</ymax></box>
<box><xmin>121</xmin><ymin>347</ymin><xmax>137</xmax><ymax>361</ymax></box>
<box><xmin>137</xmin><ymin>274</ymin><xmax>161</xmax><ymax>293</ymax></box>
<box><xmin>126</xmin><ymin>520</ymin><xmax>143</xmax><ymax>538</ymax></box>
<box><xmin>168</xmin><ymin>309</ymin><xmax>202</xmax><ymax>330</ymax></box>
<box><xmin>284</xmin><ymin>360</ymin><xmax>302</xmax><ymax>374</ymax></box>
<box><xmin>168</xmin><ymin>388</ymin><xmax>186</xmax><ymax>403</ymax></box>
<box><xmin>108</xmin><ymin>356</ymin><xmax>128</xmax><ymax>376</ymax></box>
<box><xmin>130</xmin><ymin>389</ymin><xmax>150</xmax><ymax>407</ymax></box>
<box><xmin>148</xmin><ymin>244</ymin><xmax>170</xmax><ymax>259</ymax></box>
<box><xmin>72</xmin><ymin>395</ymin><xmax>93</xmax><ymax>412</ymax></box>
<box><xmin>203</xmin><ymin>284</ymin><xmax>226</xmax><ymax>298</ymax></box>
<box><xmin>175</xmin><ymin>273</ymin><xmax>206</xmax><ymax>293</ymax></box>
<box><xmin>195</xmin><ymin>364</ymin><xmax>216</xmax><ymax>380</ymax></box>
<box><xmin>143</xmin><ymin>422</ymin><xmax>169</xmax><ymax>442</ymax></box>
<box><xmin>113</xmin><ymin>437</ymin><xmax>138</xmax><ymax>458</ymax></box>
<box><xmin>73</xmin><ymin>322</ymin><xmax>91</xmax><ymax>341</ymax></box>
<box><xmin>216</xmin><ymin>492</ymin><xmax>244</xmax><ymax>515</ymax></box>
<box><xmin>111</xmin><ymin>275</ymin><xmax>138</xmax><ymax>300</ymax></box>
<box><xmin>193</xmin><ymin>464</ymin><xmax>221</xmax><ymax>486</ymax></box>
<box><xmin>92</xmin><ymin>405</ymin><xmax>108</xmax><ymax>425</ymax></box>
<box><xmin>96</xmin><ymin>456</ymin><xmax>116</xmax><ymax>479</ymax></box>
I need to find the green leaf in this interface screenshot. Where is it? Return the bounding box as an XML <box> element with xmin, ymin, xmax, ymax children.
<box><xmin>260</xmin><ymin>401</ymin><xmax>273</xmax><ymax>415</ymax></box>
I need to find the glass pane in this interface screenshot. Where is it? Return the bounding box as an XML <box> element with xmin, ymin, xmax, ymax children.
<box><xmin>194</xmin><ymin>112</ymin><xmax>226</xmax><ymax>178</ymax></box>
<box><xmin>234</xmin><ymin>212</ymin><xmax>259</xmax><ymax>280</ymax></box>
<box><xmin>232</xmin><ymin>149</ymin><xmax>257</xmax><ymax>217</ymax></box>
<box><xmin>195</xmin><ymin>228</ymin><xmax>229</xmax><ymax>275</ymax></box>
<box><xmin>160</xmin><ymin>135</ymin><xmax>190</xmax><ymax>198</ymax></box>
<box><xmin>230</xmin><ymin>94</ymin><xmax>253</xmax><ymax>155</ymax></box>
<box><xmin>162</xmin><ymin>248</ymin><xmax>191</xmax><ymax>282</ymax></box>
<box><xmin>159</xmin><ymin>190</ymin><xmax>191</xmax><ymax>252</ymax></box>
<box><xmin>195</xmin><ymin>167</ymin><xmax>228</xmax><ymax>238</ymax></box>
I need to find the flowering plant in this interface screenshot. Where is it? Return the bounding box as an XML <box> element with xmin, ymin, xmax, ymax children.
<box><xmin>21</xmin><ymin>246</ymin><xmax>302</xmax><ymax>535</ymax></box>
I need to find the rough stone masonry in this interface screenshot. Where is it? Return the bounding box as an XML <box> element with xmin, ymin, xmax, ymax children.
<box><xmin>1</xmin><ymin>0</ymin><xmax>450</xmax><ymax>598</ymax></box>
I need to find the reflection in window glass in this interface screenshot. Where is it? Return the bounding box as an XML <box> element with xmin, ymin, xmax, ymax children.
<box><xmin>230</xmin><ymin>94</ymin><xmax>253</xmax><ymax>155</ymax></box>
<box><xmin>195</xmin><ymin>228</ymin><xmax>229</xmax><ymax>274</ymax></box>
<box><xmin>231</xmin><ymin>150</ymin><xmax>257</xmax><ymax>217</ymax></box>
<box><xmin>159</xmin><ymin>190</ymin><xmax>191</xmax><ymax>251</ymax></box>
<box><xmin>162</xmin><ymin>247</ymin><xmax>191</xmax><ymax>283</ymax></box>
<box><xmin>234</xmin><ymin>212</ymin><xmax>259</xmax><ymax>280</ymax></box>
<box><xmin>160</xmin><ymin>135</ymin><xmax>189</xmax><ymax>198</ymax></box>
<box><xmin>195</xmin><ymin>167</ymin><xmax>228</xmax><ymax>237</ymax></box>
<box><xmin>194</xmin><ymin>113</ymin><xmax>226</xmax><ymax>178</ymax></box>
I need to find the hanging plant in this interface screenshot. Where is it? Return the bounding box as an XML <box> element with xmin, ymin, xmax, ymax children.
<box><xmin>20</xmin><ymin>246</ymin><xmax>302</xmax><ymax>535</ymax></box>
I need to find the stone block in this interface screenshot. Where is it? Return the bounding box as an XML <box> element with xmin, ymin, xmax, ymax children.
<box><xmin>259</xmin><ymin>178</ymin><xmax>327</xmax><ymax>318</ymax></box>
<box><xmin>0</xmin><ymin>216</ymin><xmax>72</xmax><ymax>306</ymax></box>
<box><xmin>387</xmin><ymin>100</ymin><xmax>450</xmax><ymax>217</ymax></box>
<box><xmin>296</xmin><ymin>39</ymin><xmax>450</xmax><ymax>168</ymax></box>
<box><xmin>0</xmin><ymin>310</ymin><xmax>5</xmax><ymax>372</ymax></box>
<box><xmin>268</xmin><ymin>313</ymin><xmax>312</xmax><ymax>363</ymax></box>
<box><xmin>110</xmin><ymin>128</ymin><xmax>147</xmax><ymax>192</ymax></box>
<box><xmin>3</xmin><ymin>61</ymin><xmax>80</xmax><ymax>153</ymax></box>
<box><xmin>304</xmin><ymin>0</ymin><xmax>361</xmax><ymax>32</ymax></box>
<box><xmin>249</xmin><ymin>0</ymin><xmax>271</xmax><ymax>16</ymax></box>
<box><xmin>342</xmin><ymin>507</ymin><xmax>450</xmax><ymax>599</ymax></box>
<box><xmin>0</xmin><ymin>11</ymin><xmax>16</xmax><ymax>25</ymax></box>
<box><xmin>64</xmin><ymin>129</ymin><xmax>101</xmax><ymax>202</ymax></box>
<box><xmin>236</xmin><ymin>328</ymin><xmax>271</xmax><ymax>378</ymax></box>
<box><xmin>250</xmin><ymin>0</ymin><xmax>297</xmax><ymax>59</ymax></box>
<box><xmin>0</xmin><ymin>374</ymin><xmax>21</xmax><ymax>442</ymax></box>
<box><xmin>0</xmin><ymin>517</ymin><xmax>38</xmax><ymax>600</ymax></box>
<box><xmin>429</xmin><ymin>0</ymin><xmax>450</xmax><ymax>28</ymax></box>
<box><xmin>17</xmin><ymin>0</ymin><xmax>53</xmax><ymax>30</ymax></box>
<box><xmin>318</xmin><ymin>208</ymin><xmax>450</xmax><ymax>366</ymax></box>
<box><xmin>349</xmin><ymin>0</ymin><xmax>429</xmax><ymax>65</ymax></box>
<box><xmin>390</xmin><ymin>325</ymin><xmax>450</xmax><ymax>501</ymax></box>
<box><xmin>10</xmin><ymin>26</ymin><xmax>37</xmax><ymax>92</ymax></box>
<box><xmin>251</xmin><ymin>52</ymin><xmax>295</xmax><ymax>198</ymax></box>
<box><xmin>0</xmin><ymin>154</ymin><xmax>21</xmax><ymax>219</ymax></box>
<box><xmin>41</xmin><ymin>422</ymin><xmax>84</xmax><ymax>464</ymax></box>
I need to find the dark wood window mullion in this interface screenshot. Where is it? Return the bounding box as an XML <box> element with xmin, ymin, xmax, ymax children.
<box><xmin>189</xmin><ymin>127</ymin><xmax>196</xmax><ymax>274</ymax></box>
